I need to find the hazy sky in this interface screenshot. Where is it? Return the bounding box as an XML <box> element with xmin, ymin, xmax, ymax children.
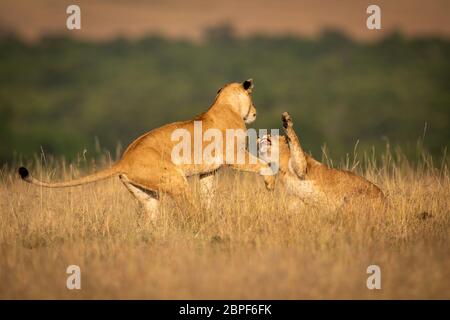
<box><xmin>1</xmin><ymin>0</ymin><xmax>449</xmax><ymax>41</ymax></box>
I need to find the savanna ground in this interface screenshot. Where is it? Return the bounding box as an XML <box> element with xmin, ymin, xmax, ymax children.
<box><xmin>0</xmin><ymin>146</ymin><xmax>449</xmax><ymax>299</ymax></box>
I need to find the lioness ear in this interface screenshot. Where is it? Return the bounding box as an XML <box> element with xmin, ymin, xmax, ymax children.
<box><xmin>242</xmin><ymin>79</ymin><xmax>253</xmax><ymax>92</ymax></box>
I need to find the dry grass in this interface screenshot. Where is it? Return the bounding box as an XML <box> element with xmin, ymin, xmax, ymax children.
<box><xmin>0</xmin><ymin>146</ymin><xmax>449</xmax><ymax>299</ymax></box>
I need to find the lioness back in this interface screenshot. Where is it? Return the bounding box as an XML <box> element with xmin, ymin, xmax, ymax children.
<box><xmin>305</xmin><ymin>157</ymin><xmax>384</xmax><ymax>200</ymax></box>
<box><xmin>276</xmin><ymin>137</ymin><xmax>384</xmax><ymax>204</ymax></box>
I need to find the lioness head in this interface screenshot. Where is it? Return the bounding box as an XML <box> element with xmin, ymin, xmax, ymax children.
<box><xmin>257</xmin><ymin>133</ymin><xmax>283</xmax><ymax>165</ymax></box>
<box><xmin>216</xmin><ymin>79</ymin><xmax>257</xmax><ymax>124</ymax></box>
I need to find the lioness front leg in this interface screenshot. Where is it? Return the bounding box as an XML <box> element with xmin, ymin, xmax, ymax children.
<box><xmin>199</xmin><ymin>171</ymin><xmax>217</xmax><ymax>209</ymax></box>
<box><xmin>229</xmin><ymin>151</ymin><xmax>276</xmax><ymax>190</ymax></box>
<box><xmin>281</xmin><ymin>112</ymin><xmax>307</xmax><ymax>179</ymax></box>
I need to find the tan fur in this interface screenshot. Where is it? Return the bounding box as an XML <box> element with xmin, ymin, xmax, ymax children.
<box><xmin>19</xmin><ymin>80</ymin><xmax>275</xmax><ymax>216</ymax></box>
<box><xmin>259</xmin><ymin>112</ymin><xmax>384</xmax><ymax>208</ymax></box>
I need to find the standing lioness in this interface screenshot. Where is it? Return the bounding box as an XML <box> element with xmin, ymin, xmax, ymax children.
<box><xmin>19</xmin><ymin>79</ymin><xmax>275</xmax><ymax>217</ymax></box>
<box><xmin>258</xmin><ymin>112</ymin><xmax>384</xmax><ymax>208</ymax></box>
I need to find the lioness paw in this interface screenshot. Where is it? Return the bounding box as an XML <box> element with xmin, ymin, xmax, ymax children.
<box><xmin>264</xmin><ymin>175</ymin><xmax>276</xmax><ymax>191</ymax></box>
<box><xmin>282</xmin><ymin>112</ymin><xmax>293</xmax><ymax>128</ymax></box>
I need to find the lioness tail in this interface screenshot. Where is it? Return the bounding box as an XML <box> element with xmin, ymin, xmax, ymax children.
<box><xmin>18</xmin><ymin>164</ymin><xmax>121</xmax><ymax>188</ymax></box>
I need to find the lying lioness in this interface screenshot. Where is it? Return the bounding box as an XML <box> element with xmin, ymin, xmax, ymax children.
<box><xmin>258</xmin><ymin>112</ymin><xmax>384</xmax><ymax>208</ymax></box>
<box><xmin>19</xmin><ymin>79</ymin><xmax>275</xmax><ymax>218</ymax></box>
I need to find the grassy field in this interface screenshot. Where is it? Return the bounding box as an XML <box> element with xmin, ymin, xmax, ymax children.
<box><xmin>0</xmin><ymin>146</ymin><xmax>449</xmax><ymax>299</ymax></box>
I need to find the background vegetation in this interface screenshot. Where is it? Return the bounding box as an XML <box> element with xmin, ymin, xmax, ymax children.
<box><xmin>0</xmin><ymin>27</ymin><xmax>449</xmax><ymax>164</ymax></box>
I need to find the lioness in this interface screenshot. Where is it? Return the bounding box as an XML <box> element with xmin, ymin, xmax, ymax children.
<box><xmin>258</xmin><ymin>112</ymin><xmax>384</xmax><ymax>208</ymax></box>
<box><xmin>18</xmin><ymin>79</ymin><xmax>275</xmax><ymax>218</ymax></box>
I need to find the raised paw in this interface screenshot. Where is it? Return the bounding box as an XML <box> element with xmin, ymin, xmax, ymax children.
<box><xmin>281</xmin><ymin>112</ymin><xmax>293</xmax><ymax>129</ymax></box>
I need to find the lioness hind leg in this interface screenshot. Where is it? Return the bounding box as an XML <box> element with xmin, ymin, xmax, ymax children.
<box><xmin>119</xmin><ymin>174</ymin><xmax>159</xmax><ymax>220</ymax></box>
<box><xmin>157</xmin><ymin>177</ymin><xmax>198</xmax><ymax>215</ymax></box>
<box><xmin>125</xmin><ymin>163</ymin><xmax>198</xmax><ymax>214</ymax></box>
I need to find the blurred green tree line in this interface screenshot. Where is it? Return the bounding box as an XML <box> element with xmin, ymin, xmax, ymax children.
<box><xmin>0</xmin><ymin>27</ymin><xmax>449</xmax><ymax>164</ymax></box>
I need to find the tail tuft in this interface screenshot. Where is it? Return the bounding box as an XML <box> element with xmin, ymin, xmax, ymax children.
<box><xmin>18</xmin><ymin>167</ymin><xmax>29</xmax><ymax>180</ymax></box>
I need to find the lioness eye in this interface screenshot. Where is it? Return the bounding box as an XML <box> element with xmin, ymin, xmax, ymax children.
<box><xmin>217</xmin><ymin>88</ymin><xmax>222</xmax><ymax>94</ymax></box>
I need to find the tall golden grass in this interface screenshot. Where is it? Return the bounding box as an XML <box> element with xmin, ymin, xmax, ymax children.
<box><xmin>0</xmin><ymin>144</ymin><xmax>449</xmax><ymax>299</ymax></box>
